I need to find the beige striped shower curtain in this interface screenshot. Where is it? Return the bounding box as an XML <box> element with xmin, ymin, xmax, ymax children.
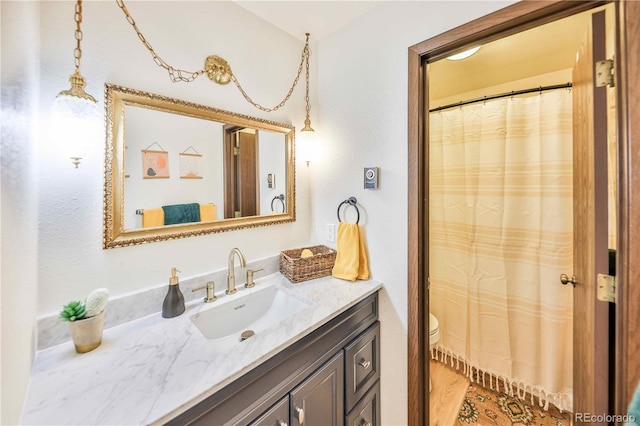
<box><xmin>429</xmin><ymin>90</ymin><xmax>574</xmax><ymax>412</ymax></box>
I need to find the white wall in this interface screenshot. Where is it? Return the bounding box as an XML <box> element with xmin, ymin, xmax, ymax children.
<box><xmin>313</xmin><ymin>2</ymin><xmax>515</xmax><ymax>423</ymax></box>
<box><xmin>1</xmin><ymin>2</ymin><xmax>40</xmax><ymax>424</ymax></box>
<box><xmin>259</xmin><ymin>130</ymin><xmax>287</xmax><ymax>214</ymax></box>
<box><xmin>37</xmin><ymin>1</ymin><xmax>310</xmax><ymax>316</ymax></box>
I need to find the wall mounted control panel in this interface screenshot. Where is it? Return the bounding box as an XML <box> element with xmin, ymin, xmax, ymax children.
<box><xmin>364</xmin><ymin>167</ymin><xmax>379</xmax><ymax>189</ymax></box>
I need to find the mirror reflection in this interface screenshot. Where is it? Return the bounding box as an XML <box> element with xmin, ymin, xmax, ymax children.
<box><xmin>104</xmin><ymin>84</ymin><xmax>295</xmax><ymax>249</ymax></box>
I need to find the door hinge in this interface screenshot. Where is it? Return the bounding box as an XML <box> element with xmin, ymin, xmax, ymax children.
<box><xmin>595</xmin><ymin>59</ymin><xmax>614</xmax><ymax>88</ymax></box>
<box><xmin>597</xmin><ymin>273</ymin><xmax>616</xmax><ymax>303</ymax></box>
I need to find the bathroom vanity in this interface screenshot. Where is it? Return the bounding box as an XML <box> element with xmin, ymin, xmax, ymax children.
<box><xmin>22</xmin><ymin>274</ymin><xmax>382</xmax><ymax>425</ymax></box>
<box><xmin>169</xmin><ymin>291</ymin><xmax>380</xmax><ymax>425</ymax></box>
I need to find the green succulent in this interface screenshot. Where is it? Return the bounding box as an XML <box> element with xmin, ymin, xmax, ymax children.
<box><xmin>59</xmin><ymin>301</ymin><xmax>87</xmax><ymax>322</ymax></box>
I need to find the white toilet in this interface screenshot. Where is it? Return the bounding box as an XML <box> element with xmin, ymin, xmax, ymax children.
<box><xmin>429</xmin><ymin>313</ymin><xmax>440</xmax><ymax>391</ymax></box>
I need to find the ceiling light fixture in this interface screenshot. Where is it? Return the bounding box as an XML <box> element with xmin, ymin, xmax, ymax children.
<box><xmin>446</xmin><ymin>45</ymin><xmax>481</xmax><ymax>61</ymax></box>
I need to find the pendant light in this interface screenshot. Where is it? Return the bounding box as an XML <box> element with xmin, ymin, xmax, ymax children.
<box><xmin>53</xmin><ymin>0</ymin><xmax>97</xmax><ymax>168</ymax></box>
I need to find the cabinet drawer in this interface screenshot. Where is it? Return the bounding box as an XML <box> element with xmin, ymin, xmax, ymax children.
<box><xmin>344</xmin><ymin>322</ymin><xmax>380</xmax><ymax>412</ymax></box>
<box><xmin>249</xmin><ymin>395</ymin><xmax>289</xmax><ymax>426</ymax></box>
<box><xmin>345</xmin><ymin>380</ymin><xmax>380</xmax><ymax>426</ymax></box>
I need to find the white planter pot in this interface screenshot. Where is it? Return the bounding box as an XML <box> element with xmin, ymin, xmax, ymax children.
<box><xmin>68</xmin><ymin>310</ymin><xmax>105</xmax><ymax>353</ymax></box>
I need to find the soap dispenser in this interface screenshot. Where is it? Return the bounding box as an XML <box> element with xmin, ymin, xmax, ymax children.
<box><xmin>162</xmin><ymin>267</ymin><xmax>185</xmax><ymax>318</ymax></box>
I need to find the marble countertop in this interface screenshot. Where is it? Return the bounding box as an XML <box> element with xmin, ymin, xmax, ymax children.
<box><xmin>22</xmin><ymin>274</ymin><xmax>382</xmax><ymax>425</ymax></box>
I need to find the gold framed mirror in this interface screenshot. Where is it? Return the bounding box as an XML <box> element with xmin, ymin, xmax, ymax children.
<box><xmin>103</xmin><ymin>84</ymin><xmax>295</xmax><ymax>249</ymax></box>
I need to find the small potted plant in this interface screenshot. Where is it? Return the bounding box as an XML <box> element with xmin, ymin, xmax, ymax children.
<box><xmin>59</xmin><ymin>288</ymin><xmax>110</xmax><ymax>353</ymax></box>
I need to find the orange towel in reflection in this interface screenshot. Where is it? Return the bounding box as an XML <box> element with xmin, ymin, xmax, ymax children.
<box><xmin>142</xmin><ymin>208</ymin><xmax>164</xmax><ymax>228</ymax></box>
<box><xmin>331</xmin><ymin>223</ymin><xmax>370</xmax><ymax>281</ymax></box>
<box><xmin>200</xmin><ymin>204</ymin><xmax>216</xmax><ymax>222</ymax></box>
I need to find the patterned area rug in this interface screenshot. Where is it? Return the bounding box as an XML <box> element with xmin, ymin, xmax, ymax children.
<box><xmin>456</xmin><ymin>383</ymin><xmax>571</xmax><ymax>426</ymax></box>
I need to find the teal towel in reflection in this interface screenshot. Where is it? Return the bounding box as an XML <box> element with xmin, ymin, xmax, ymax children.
<box><xmin>162</xmin><ymin>203</ymin><xmax>201</xmax><ymax>225</ymax></box>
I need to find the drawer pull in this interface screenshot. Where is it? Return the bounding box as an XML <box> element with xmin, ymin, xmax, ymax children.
<box><xmin>359</xmin><ymin>420</ymin><xmax>371</xmax><ymax>426</ymax></box>
<box><xmin>358</xmin><ymin>358</ymin><xmax>371</xmax><ymax>369</ymax></box>
<box><xmin>277</xmin><ymin>421</ymin><xmax>288</xmax><ymax>426</ymax></box>
<box><xmin>295</xmin><ymin>406</ymin><xmax>305</xmax><ymax>424</ymax></box>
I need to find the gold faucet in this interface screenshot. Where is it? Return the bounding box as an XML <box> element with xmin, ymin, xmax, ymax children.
<box><xmin>245</xmin><ymin>268</ymin><xmax>264</xmax><ymax>288</ymax></box>
<box><xmin>226</xmin><ymin>247</ymin><xmax>247</xmax><ymax>295</ymax></box>
<box><xmin>192</xmin><ymin>281</ymin><xmax>216</xmax><ymax>303</ymax></box>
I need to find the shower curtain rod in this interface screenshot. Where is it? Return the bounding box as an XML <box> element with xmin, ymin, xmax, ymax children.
<box><xmin>429</xmin><ymin>82</ymin><xmax>572</xmax><ymax>113</ymax></box>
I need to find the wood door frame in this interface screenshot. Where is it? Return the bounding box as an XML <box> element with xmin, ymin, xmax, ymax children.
<box><xmin>223</xmin><ymin>124</ymin><xmax>238</xmax><ymax>219</ymax></box>
<box><xmin>407</xmin><ymin>1</ymin><xmax>640</xmax><ymax>425</ymax></box>
<box><xmin>223</xmin><ymin>125</ymin><xmax>260</xmax><ymax>218</ymax></box>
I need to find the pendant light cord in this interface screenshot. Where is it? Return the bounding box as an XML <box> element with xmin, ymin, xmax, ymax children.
<box><xmin>116</xmin><ymin>0</ymin><xmax>311</xmax><ymax>113</ymax></box>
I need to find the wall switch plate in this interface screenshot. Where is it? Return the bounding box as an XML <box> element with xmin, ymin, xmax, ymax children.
<box><xmin>364</xmin><ymin>167</ymin><xmax>379</xmax><ymax>189</ymax></box>
<box><xmin>325</xmin><ymin>223</ymin><xmax>335</xmax><ymax>242</ymax></box>
<box><xmin>267</xmin><ymin>173</ymin><xmax>275</xmax><ymax>189</ymax></box>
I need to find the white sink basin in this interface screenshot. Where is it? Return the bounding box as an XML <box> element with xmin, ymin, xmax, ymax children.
<box><xmin>190</xmin><ymin>284</ymin><xmax>311</xmax><ymax>350</ymax></box>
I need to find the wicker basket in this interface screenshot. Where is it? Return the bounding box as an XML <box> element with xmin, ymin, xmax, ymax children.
<box><xmin>280</xmin><ymin>245</ymin><xmax>337</xmax><ymax>283</ymax></box>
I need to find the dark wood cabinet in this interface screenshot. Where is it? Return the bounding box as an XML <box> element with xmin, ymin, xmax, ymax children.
<box><xmin>346</xmin><ymin>380</ymin><xmax>380</xmax><ymax>426</ymax></box>
<box><xmin>290</xmin><ymin>352</ymin><xmax>344</xmax><ymax>426</ymax></box>
<box><xmin>166</xmin><ymin>293</ymin><xmax>379</xmax><ymax>426</ymax></box>
<box><xmin>345</xmin><ymin>323</ymin><xmax>380</xmax><ymax>413</ymax></box>
<box><xmin>248</xmin><ymin>395</ymin><xmax>288</xmax><ymax>426</ymax></box>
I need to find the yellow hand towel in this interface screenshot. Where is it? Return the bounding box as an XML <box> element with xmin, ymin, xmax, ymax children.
<box><xmin>200</xmin><ymin>203</ymin><xmax>216</xmax><ymax>222</ymax></box>
<box><xmin>332</xmin><ymin>223</ymin><xmax>370</xmax><ymax>281</ymax></box>
<box><xmin>357</xmin><ymin>226</ymin><xmax>370</xmax><ymax>280</ymax></box>
<box><xmin>142</xmin><ymin>208</ymin><xmax>164</xmax><ymax>228</ymax></box>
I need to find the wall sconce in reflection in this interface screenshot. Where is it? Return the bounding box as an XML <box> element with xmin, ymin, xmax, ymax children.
<box><xmin>52</xmin><ymin>0</ymin><xmax>97</xmax><ymax>168</ymax></box>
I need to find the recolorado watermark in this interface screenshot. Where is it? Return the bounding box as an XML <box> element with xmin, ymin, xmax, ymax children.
<box><xmin>574</xmin><ymin>412</ymin><xmax>636</xmax><ymax>423</ymax></box>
